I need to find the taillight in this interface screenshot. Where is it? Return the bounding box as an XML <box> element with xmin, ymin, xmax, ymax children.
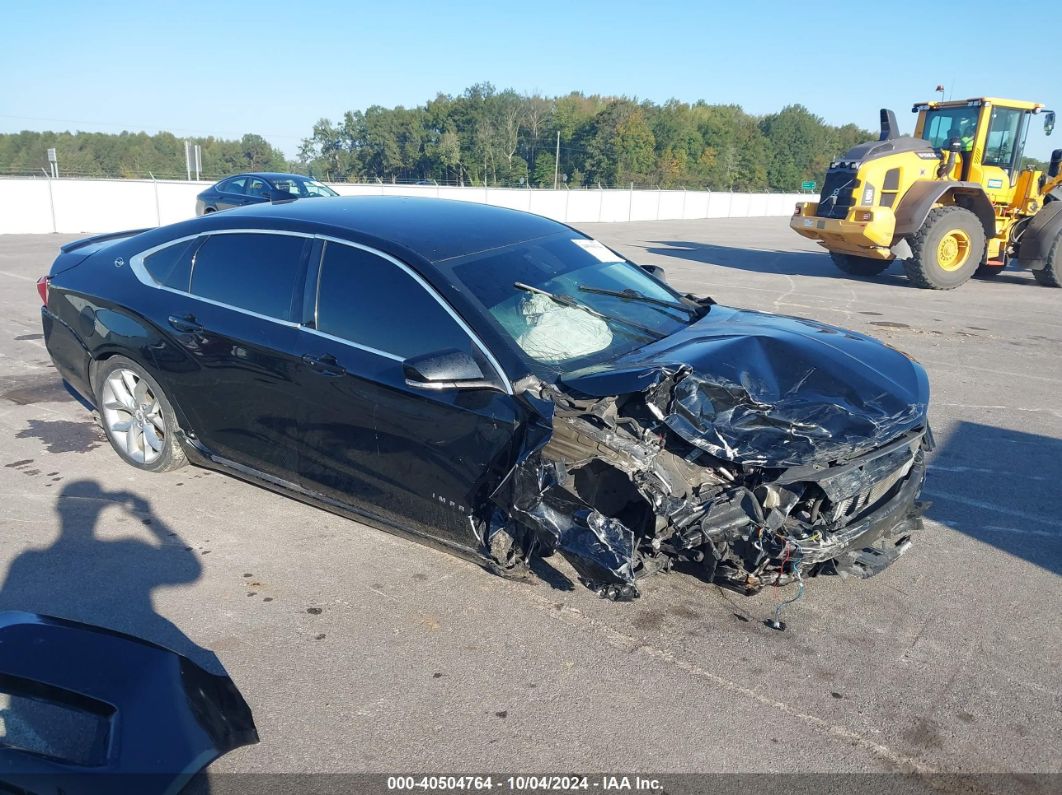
<box><xmin>36</xmin><ymin>276</ymin><xmax>49</xmax><ymax>305</ymax></box>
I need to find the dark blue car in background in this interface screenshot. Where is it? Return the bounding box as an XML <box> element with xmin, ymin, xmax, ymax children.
<box><xmin>194</xmin><ymin>172</ymin><xmax>338</xmax><ymax>215</ymax></box>
<box><xmin>37</xmin><ymin>197</ymin><xmax>931</xmax><ymax>602</ymax></box>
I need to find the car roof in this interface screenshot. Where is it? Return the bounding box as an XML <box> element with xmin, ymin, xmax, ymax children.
<box><xmin>220</xmin><ymin>172</ymin><xmax>314</xmax><ymax>182</ymax></box>
<box><xmin>213</xmin><ymin>196</ymin><xmax>570</xmax><ymax>263</ymax></box>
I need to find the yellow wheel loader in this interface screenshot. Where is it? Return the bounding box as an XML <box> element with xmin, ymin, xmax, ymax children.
<box><xmin>791</xmin><ymin>98</ymin><xmax>1061</xmax><ymax>289</ymax></box>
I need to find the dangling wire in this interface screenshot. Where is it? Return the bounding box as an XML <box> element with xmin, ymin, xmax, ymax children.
<box><xmin>767</xmin><ymin>541</ymin><xmax>805</xmax><ymax>630</ymax></box>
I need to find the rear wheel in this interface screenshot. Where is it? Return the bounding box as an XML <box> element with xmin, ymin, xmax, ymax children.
<box><xmin>904</xmin><ymin>206</ymin><xmax>986</xmax><ymax>290</ymax></box>
<box><xmin>94</xmin><ymin>356</ymin><xmax>187</xmax><ymax>472</ymax></box>
<box><xmin>829</xmin><ymin>252</ymin><xmax>890</xmax><ymax>277</ymax></box>
<box><xmin>1033</xmin><ymin>232</ymin><xmax>1062</xmax><ymax>287</ymax></box>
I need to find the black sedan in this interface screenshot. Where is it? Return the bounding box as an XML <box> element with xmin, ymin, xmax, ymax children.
<box><xmin>194</xmin><ymin>172</ymin><xmax>338</xmax><ymax>215</ymax></box>
<box><xmin>38</xmin><ymin>197</ymin><xmax>931</xmax><ymax>603</ymax></box>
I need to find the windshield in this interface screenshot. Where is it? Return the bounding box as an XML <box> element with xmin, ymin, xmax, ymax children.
<box><xmin>271</xmin><ymin>177</ymin><xmax>339</xmax><ymax>198</ymax></box>
<box><xmin>921</xmin><ymin>106</ymin><xmax>979</xmax><ymax>150</ymax></box>
<box><xmin>448</xmin><ymin>233</ymin><xmax>695</xmax><ymax>376</ymax></box>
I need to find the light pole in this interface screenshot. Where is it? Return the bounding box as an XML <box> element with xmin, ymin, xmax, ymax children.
<box><xmin>553</xmin><ymin>131</ymin><xmax>560</xmax><ymax>190</ymax></box>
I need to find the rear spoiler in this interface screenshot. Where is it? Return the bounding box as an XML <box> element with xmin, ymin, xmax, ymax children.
<box><xmin>59</xmin><ymin>228</ymin><xmax>151</xmax><ymax>254</ymax></box>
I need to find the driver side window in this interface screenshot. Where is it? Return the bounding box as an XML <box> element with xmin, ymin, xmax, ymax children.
<box><xmin>314</xmin><ymin>242</ymin><xmax>474</xmax><ymax>360</ymax></box>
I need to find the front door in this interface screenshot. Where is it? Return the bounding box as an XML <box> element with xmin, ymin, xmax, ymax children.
<box><xmin>981</xmin><ymin>105</ymin><xmax>1028</xmax><ymax>203</ymax></box>
<box><xmin>294</xmin><ymin>239</ymin><xmax>522</xmax><ymax>549</ymax></box>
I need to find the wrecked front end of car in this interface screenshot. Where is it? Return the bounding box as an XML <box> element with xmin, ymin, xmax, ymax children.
<box><xmin>482</xmin><ymin>307</ymin><xmax>932</xmax><ymax>602</ymax></box>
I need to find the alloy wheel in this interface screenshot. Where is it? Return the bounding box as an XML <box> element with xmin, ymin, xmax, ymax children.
<box><xmin>101</xmin><ymin>368</ymin><xmax>166</xmax><ymax>464</ymax></box>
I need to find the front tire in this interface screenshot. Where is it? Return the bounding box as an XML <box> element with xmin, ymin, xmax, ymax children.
<box><xmin>904</xmin><ymin>206</ymin><xmax>986</xmax><ymax>290</ymax></box>
<box><xmin>93</xmin><ymin>356</ymin><xmax>187</xmax><ymax>472</ymax></box>
<box><xmin>1032</xmin><ymin>232</ymin><xmax>1062</xmax><ymax>288</ymax></box>
<box><xmin>829</xmin><ymin>252</ymin><xmax>890</xmax><ymax>277</ymax></box>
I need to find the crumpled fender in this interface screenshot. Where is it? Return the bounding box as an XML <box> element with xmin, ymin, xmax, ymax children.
<box><xmin>482</xmin><ymin>384</ymin><xmax>640</xmax><ymax>599</ymax></box>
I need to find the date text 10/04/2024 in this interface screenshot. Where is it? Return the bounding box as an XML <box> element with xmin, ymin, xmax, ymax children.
<box><xmin>386</xmin><ymin>776</ymin><xmax>664</xmax><ymax>791</ymax></box>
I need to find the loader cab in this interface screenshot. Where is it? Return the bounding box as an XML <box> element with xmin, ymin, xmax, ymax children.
<box><xmin>918</xmin><ymin>105</ymin><xmax>978</xmax><ymax>152</ymax></box>
<box><xmin>914</xmin><ymin>98</ymin><xmax>1044</xmax><ymax>202</ymax></box>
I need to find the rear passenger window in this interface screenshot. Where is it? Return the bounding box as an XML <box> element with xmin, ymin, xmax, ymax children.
<box><xmin>189</xmin><ymin>233</ymin><xmax>306</xmax><ymax>320</ymax></box>
<box><xmin>220</xmin><ymin>177</ymin><xmax>247</xmax><ymax>194</ymax></box>
<box><xmin>143</xmin><ymin>238</ymin><xmax>201</xmax><ymax>290</ymax></box>
<box><xmin>316</xmin><ymin>242</ymin><xmax>471</xmax><ymax>358</ymax></box>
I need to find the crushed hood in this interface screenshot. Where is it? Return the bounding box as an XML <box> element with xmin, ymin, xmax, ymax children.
<box><xmin>558</xmin><ymin>306</ymin><xmax>929</xmax><ymax>468</ymax></box>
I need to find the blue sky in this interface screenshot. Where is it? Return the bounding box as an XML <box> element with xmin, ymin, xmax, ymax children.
<box><xmin>2</xmin><ymin>0</ymin><xmax>1058</xmax><ymax>159</ymax></box>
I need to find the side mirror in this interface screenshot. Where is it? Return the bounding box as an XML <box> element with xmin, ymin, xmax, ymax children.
<box><xmin>639</xmin><ymin>263</ymin><xmax>667</xmax><ymax>283</ymax></box>
<box><xmin>403</xmin><ymin>349</ymin><xmax>502</xmax><ymax>392</ymax></box>
<box><xmin>268</xmin><ymin>189</ymin><xmax>295</xmax><ymax>202</ymax></box>
<box><xmin>1045</xmin><ymin>110</ymin><xmax>1056</xmax><ymax>137</ymax></box>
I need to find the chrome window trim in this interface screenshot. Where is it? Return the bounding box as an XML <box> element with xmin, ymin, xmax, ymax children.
<box><xmin>300</xmin><ymin>327</ymin><xmax>403</xmax><ymax>362</ymax></box>
<box><xmin>313</xmin><ymin>235</ymin><xmax>513</xmax><ymax>395</ymax></box>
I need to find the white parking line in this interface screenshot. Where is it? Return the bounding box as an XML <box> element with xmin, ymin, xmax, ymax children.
<box><xmin>0</xmin><ymin>270</ymin><xmax>35</xmax><ymax>282</ymax></box>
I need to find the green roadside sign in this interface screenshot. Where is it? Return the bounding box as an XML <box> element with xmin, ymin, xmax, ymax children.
<box><xmin>801</xmin><ymin>180</ymin><xmax>816</xmax><ymax>191</ymax></box>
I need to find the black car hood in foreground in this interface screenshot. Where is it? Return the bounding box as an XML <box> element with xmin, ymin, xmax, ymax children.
<box><xmin>485</xmin><ymin>305</ymin><xmax>931</xmax><ymax>602</ymax></box>
<box><xmin>559</xmin><ymin>306</ymin><xmax>929</xmax><ymax>469</ymax></box>
<box><xmin>0</xmin><ymin>612</ymin><xmax>257</xmax><ymax>794</ymax></box>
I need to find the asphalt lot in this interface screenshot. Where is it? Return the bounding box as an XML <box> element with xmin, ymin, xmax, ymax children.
<box><xmin>1</xmin><ymin>218</ymin><xmax>1060</xmax><ymax>786</ymax></box>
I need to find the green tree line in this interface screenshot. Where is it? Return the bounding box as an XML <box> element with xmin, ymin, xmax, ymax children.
<box><xmin>298</xmin><ymin>83</ymin><xmax>873</xmax><ymax>190</ymax></box>
<box><xmin>0</xmin><ymin>130</ymin><xmax>287</xmax><ymax>180</ymax></box>
<box><xmin>1</xmin><ymin>84</ymin><xmax>879</xmax><ymax>189</ymax></box>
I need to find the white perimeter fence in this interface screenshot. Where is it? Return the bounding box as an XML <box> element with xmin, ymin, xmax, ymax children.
<box><xmin>0</xmin><ymin>177</ymin><xmax>808</xmax><ymax>235</ymax></box>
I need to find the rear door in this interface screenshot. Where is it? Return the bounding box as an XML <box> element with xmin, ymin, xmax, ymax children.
<box><xmin>293</xmin><ymin>239</ymin><xmax>522</xmax><ymax>549</ymax></box>
<box><xmin>216</xmin><ymin>177</ymin><xmax>250</xmax><ymax>210</ymax></box>
<box><xmin>139</xmin><ymin>230</ymin><xmax>312</xmax><ymax>480</ymax></box>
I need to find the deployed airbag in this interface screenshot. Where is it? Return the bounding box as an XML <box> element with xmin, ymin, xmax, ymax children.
<box><xmin>516</xmin><ymin>293</ymin><xmax>613</xmax><ymax>363</ymax></box>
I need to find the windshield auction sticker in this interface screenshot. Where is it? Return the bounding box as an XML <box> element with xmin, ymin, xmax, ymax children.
<box><xmin>572</xmin><ymin>238</ymin><xmax>624</xmax><ymax>263</ymax></box>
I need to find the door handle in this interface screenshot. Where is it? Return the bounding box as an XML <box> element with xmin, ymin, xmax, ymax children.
<box><xmin>301</xmin><ymin>353</ymin><xmax>345</xmax><ymax>376</ymax></box>
<box><xmin>168</xmin><ymin>314</ymin><xmax>203</xmax><ymax>334</ymax></box>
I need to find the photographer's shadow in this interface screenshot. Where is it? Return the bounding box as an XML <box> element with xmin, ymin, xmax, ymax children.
<box><xmin>0</xmin><ymin>478</ymin><xmax>219</xmax><ymax>673</ymax></box>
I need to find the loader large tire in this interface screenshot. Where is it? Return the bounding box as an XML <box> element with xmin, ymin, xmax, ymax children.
<box><xmin>1032</xmin><ymin>231</ymin><xmax>1062</xmax><ymax>288</ymax></box>
<box><xmin>904</xmin><ymin>206</ymin><xmax>986</xmax><ymax>290</ymax></box>
<box><xmin>829</xmin><ymin>252</ymin><xmax>890</xmax><ymax>277</ymax></box>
